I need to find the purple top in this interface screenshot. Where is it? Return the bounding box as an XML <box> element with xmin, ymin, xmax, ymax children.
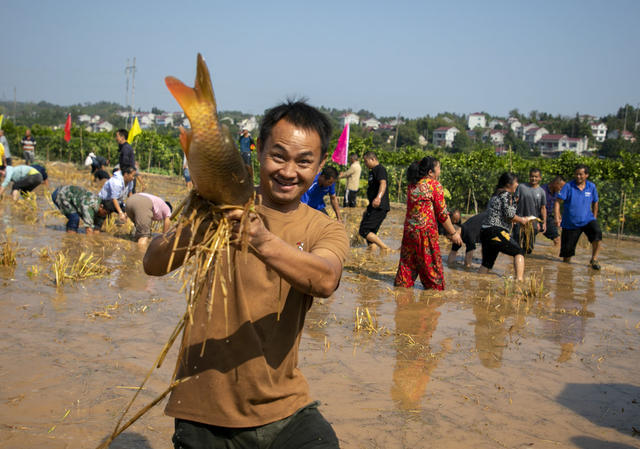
<box><xmin>138</xmin><ymin>193</ymin><xmax>171</xmax><ymax>221</ymax></box>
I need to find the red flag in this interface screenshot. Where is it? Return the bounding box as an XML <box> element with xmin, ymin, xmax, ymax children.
<box><xmin>64</xmin><ymin>114</ymin><xmax>72</xmax><ymax>142</ymax></box>
<box><xmin>332</xmin><ymin>123</ymin><xmax>349</xmax><ymax>165</ymax></box>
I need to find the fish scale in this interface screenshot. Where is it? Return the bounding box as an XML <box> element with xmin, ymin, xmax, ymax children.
<box><xmin>165</xmin><ymin>53</ymin><xmax>253</xmax><ymax>206</ymax></box>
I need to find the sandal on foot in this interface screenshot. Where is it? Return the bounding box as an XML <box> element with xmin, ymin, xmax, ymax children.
<box><xmin>590</xmin><ymin>259</ymin><xmax>601</xmax><ymax>270</ymax></box>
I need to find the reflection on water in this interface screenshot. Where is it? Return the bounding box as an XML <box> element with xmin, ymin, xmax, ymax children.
<box><xmin>1</xmin><ymin>163</ymin><xmax>639</xmax><ymax>448</ymax></box>
<box><xmin>391</xmin><ymin>290</ymin><xmax>447</xmax><ymax>410</ymax></box>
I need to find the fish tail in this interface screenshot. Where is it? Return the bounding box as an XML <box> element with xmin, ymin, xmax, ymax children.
<box><xmin>165</xmin><ymin>53</ymin><xmax>218</xmax><ymax>154</ymax></box>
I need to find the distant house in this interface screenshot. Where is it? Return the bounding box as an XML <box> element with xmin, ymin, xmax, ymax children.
<box><xmin>486</xmin><ymin>129</ymin><xmax>507</xmax><ymax>145</ymax></box>
<box><xmin>433</xmin><ymin>126</ymin><xmax>459</xmax><ymax>147</ymax></box>
<box><xmin>90</xmin><ymin>115</ymin><xmax>101</xmax><ymax>124</ymax></box>
<box><xmin>507</xmin><ymin>118</ymin><xmax>522</xmax><ymax>133</ymax></box>
<box><xmin>94</xmin><ymin>121</ymin><xmax>114</xmax><ymax>132</ymax></box>
<box><xmin>590</xmin><ymin>122</ymin><xmax>607</xmax><ymax>142</ymax></box>
<box><xmin>519</xmin><ymin>123</ymin><xmax>538</xmax><ymax>138</ymax></box>
<box><xmin>538</xmin><ymin>134</ymin><xmax>588</xmax><ymax>154</ymax></box>
<box><xmin>386</xmin><ymin>118</ymin><xmax>405</xmax><ymax>127</ymax></box>
<box><xmin>155</xmin><ymin>114</ymin><xmax>174</xmax><ymax>126</ymax></box>
<box><xmin>342</xmin><ymin>113</ymin><xmax>360</xmax><ymax>126</ymax></box>
<box><xmin>524</xmin><ymin>127</ymin><xmax>548</xmax><ymax>145</ymax></box>
<box><xmin>362</xmin><ymin>118</ymin><xmax>381</xmax><ymax>130</ymax></box>
<box><xmin>488</xmin><ymin>119</ymin><xmax>505</xmax><ymax>129</ymax></box>
<box><xmin>78</xmin><ymin>114</ymin><xmax>91</xmax><ymax>123</ymax></box>
<box><xmin>467</xmin><ymin>113</ymin><xmax>486</xmax><ymax>129</ymax></box>
<box><xmin>139</xmin><ymin>113</ymin><xmax>155</xmax><ymax>128</ymax></box>
<box><xmin>607</xmin><ymin>129</ymin><xmax>636</xmax><ymax>142</ymax></box>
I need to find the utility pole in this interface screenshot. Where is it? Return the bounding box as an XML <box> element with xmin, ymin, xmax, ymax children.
<box><xmin>635</xmin><ymin>103</ymin><xmax>639</xmax><ymax>131</ymax></box>
<box><xmin>623</xmin><ymin>104</ymin><xmax>628</xmax><ymax>132</ymax></box>
<box><xmin>124</xmin><ymin>58</ymin><xmax>130</xmax><ymax>109</ymax></box>
<box><xmin>130</xmin><ymin>57</ymin><xmax>136</xmax><ymax>127</ymax></box>
<box><xmin>13</xmin><ymin>87</ymin><xmax>17</xmax><ymax>124</ymax></box>
<box><xmin>393</xmin><ymin>113</ymin><xmax>400</xmax><ymax>151</ymax></box>
<box><xmin>125</xmin><ymin>57</ymin><xmax>137</xmax><ymax>127</ymax></box>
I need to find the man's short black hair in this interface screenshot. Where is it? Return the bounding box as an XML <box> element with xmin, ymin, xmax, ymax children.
<box><xmin>258</xmin><ymin>100</ymin><xmax>332</xmax><ymax>158</ymax></box>
<box><xmin>574</xmin><ymin>163</ymin><xmax>589</xmax><ymax>175</ymax></box>
<box><xmin>321</xmin><ymin>166</ymin><xmax>338</xmax><ymax>180</ymax></box>
<box><xmin>529</xmin><ymin>167</ymin><xmax>541</xmax><ymax>175</ymax></box>
<box><xmin>116</xmin><ymin>129</ymin><xmax>129</xmax><ymax>140</ymax></box>
<box><xmin>363</xmin><ymin>151</ymin><xmax>377</xmax><ymax>160</ymax></box>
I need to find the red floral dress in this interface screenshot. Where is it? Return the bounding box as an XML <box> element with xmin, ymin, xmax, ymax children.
<box><xmin>394</xmin><ymin>177</ymin><xmax>449</xmax><ymax>290</ymax></box>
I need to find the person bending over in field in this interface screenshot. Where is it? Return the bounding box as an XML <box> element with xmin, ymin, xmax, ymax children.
<box><xmin>143</xmin><ymin>101</ymin><xmax>348</xmax><ymax>449</ymax></box>
<box><xmin>125</xmin><ymin>192</ymin><xmax>172</xmax><ymax>248</ymax></box>
<box><xmin>301</xmin><ymin>166</ymin><xmax>343</xmax><ymax>221</ymax></box>
<box><xmin>51</xmin><ymin>185</ymin><xmax>108</xmax><ymax>234</ymax></box>
<box><xmin>479</xmin><ymin>172</ymin><xmax>531</xmax><ymax>282</ymax></box>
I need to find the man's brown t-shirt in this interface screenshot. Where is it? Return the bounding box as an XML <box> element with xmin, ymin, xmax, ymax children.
<box><xmin>165</xmin><ymin>203</ymin><xmax>348</xmax><ymax>428</ymax></box>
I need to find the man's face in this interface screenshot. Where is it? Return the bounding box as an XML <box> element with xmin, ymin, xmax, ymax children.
<box><xmin>451</xmin><ymin>210</ymin><xmax>461</xmax><ymax>225</ymax></box>
<box><xmin>318</xmin><ymin>175</ymin><xmax>335</xmax><ymax>188</ymax></box>
<box><xmin>364</xmin><ymin>157</ymin><xmax>376</xmax><ymax>169</ymax></box>
<box><xmin>529</xmin><ymin>171</ymin><xmax>541</xmax><ymax>186</ymax></box>
<box><xmin>552</xmin><ymin>179</ymin><xmax>566</xmax><ymax>193</ymax></box>
<box><xmin>123</xmin><ymin>171</ymin><xmax>136</xmax><ymax>183</ymax></box>
<box><xmin>574</xmin><ymin>168</ymin><xmax>588</xmax><ymax>184</ymax></box>
<box><xmin>115</xmin><ymin>133</ymin><xmax>126</xmax><ymax>144</ymax></box>
<box><xmin>258</xmin><ymin>119</ymin><xmax>324</xmax><ymax>212</ymax></box>
<box><xmin>25</xmin><ymin>129</ymin><xmax>31</xmax><ymax>137</ymax></box>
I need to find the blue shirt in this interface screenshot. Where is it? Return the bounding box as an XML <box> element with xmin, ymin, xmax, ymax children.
<box><xmin>98</xmin><ymin>170</ymin><xmax>134</xmax><ymax>202</ymax></box>
<box><xmin>300</xmin><ymin>174</ymin><xmax>335</xmax><ymax>211</ymax></box>
<box><xmin>557</xmin><ymin>180</ymin><xmax>598</xmax><ymax>229</ymax></box>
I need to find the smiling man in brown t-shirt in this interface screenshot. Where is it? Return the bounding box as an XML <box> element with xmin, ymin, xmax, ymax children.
<box><xmin>144</xmin><ymin>101</ymin><xmax>348</xmax><ymax>448</ymax></box>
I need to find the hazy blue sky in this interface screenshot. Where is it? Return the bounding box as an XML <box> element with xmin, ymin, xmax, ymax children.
<box><xmin>2</xmin><ymin>0</ymin><xmax>638</xmax><ymax>118</ymax></box>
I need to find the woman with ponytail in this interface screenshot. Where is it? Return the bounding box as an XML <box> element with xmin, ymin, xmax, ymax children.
<box><xmin>479</xmin><ymin>172</ymin><xmax>530</xmax><ymax>281</ymax></box>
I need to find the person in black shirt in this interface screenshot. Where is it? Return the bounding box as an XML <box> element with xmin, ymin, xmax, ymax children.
<box><xmin>115</xmin><ymin>129</ymin><xmax>136</xmax><ymax>171</ymax></box>
<box><xmin>358</xmin><ymin>151</ymin><xmax>390</xmax><ymax>250</ymax></box>
<box><xmin>115</xmin><ymin>128</ymin><xmax>141</xmax><ymax>193</ymax></box>
<box><xmin>446</xmin><ymin>211</ymin><xmax>487</xmax><ymax>267</ymax></box>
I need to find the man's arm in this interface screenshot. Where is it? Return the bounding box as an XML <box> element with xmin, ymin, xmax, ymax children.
<box><xmin>112</xmin><ymin>198</ymin><xmax>126</xmax><ymax>221</ymax></box>
<box><xmin>372</xmin><ymin>179</ymin><xmax>387</xmax><ymax>208</ymax></box>
<box><xmin>592</xmin><ymin>201</ymin><xmax>598</xmax><ymax>219</ymax></box>
<box><xmin>162</xmin><ymin>216</ymin><xmax>172</xmax><ymax>233</ymax></box>
<box><xmin>339</xmin><ymin>165</ymin><xmax>355</xmax><ymax>179</ymax></box>
<box><xmin>554</xmin><ymin>199</ymin><xmax>562</xmax><ymax>227</ymax></box>
<box><xmin>226</xmin><ymin>209</ymin><xmax>343</xmax><ymax>298</ymax></box>
<box><xmin>329</xmin><ymin>194</ymin><xmax>342</xmax><ymax>222</ymax></box>
<box><xmin>540</xmin><ymin>204</ymin><xmax>547</xmax><ymax>233</ymax></box>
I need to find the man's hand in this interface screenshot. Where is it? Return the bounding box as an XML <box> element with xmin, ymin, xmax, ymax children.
<box><xmin>449</xmin><ymin>231</ymin><xmax>462</xmax><ymax>246</ymax></box>
<box><xmin>225</xmin><ymin>208</ymin><xmax>273</xmax><ymax>252</ymax></box>
<box><xmin>372</xmin><ymin>197</ymin><xmax>381</xmax><ymax>208</ymax></box>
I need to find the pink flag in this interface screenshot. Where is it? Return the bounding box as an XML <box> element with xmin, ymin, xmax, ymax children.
<box><xmin>64</xmin><ymin>113</ymin><xmax>72</xmax><ymax>142</ymax></box>
<box><xmin>332</xmin><ymin>123</ymin><xmax>349</xmax><ymax>165</ymax></box>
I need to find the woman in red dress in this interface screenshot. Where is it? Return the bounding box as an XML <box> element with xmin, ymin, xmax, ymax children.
<box><xmin>394</xmin><ymin>157</ymin><xmax>461</xmax><ymax>290</ymax></box>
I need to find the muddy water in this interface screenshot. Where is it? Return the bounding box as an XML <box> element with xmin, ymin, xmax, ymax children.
<box><xmin>1</xmin><ymin>163</ymin><xmax>639</xmax><ymax>449</ymax></box>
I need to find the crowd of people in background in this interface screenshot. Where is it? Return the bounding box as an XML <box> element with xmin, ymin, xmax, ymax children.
<box><xmin>0</xmin><ymin>122</ymin><xmax>604</xmax><ymax>279</ymax></box>
<box><xmin>0</xmin><ymin>128</ymin><xmax>173</xmax><ymax>249</ymax></box>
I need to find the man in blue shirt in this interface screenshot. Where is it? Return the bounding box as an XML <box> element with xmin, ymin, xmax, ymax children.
<box><xmin>238</xmin><ymin>129</ymin><xmax>255</xmax><ymax>166</ymax></box>
<box><xmin>98</xmin><ymin>166</ymin><xmax>136</xmax><ymax>222</ymax></box>
<box><xmin>554</xmin><ymin>164</ymin><xmax>602</xmax><ymax>269</ymax></box>
<box><xmin>300</xmin><ymin>166</ymin><xmax>342</xmax><ymax>221</ymax></box>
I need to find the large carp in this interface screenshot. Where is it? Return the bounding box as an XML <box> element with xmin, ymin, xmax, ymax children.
<box><xmin>165</xmin><ymin>54</ymin><xmax>253</xmax><ymax>206</ymax></box>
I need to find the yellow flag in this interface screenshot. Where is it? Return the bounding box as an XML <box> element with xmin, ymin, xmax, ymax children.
<box><xmin>0</xmin><ymin>114</ymin><xmax>3</xmax><ymax>129</ymax></box>
<box><xmin>127</xmin><ymin>117</ymin><xmax>142</xmax><ymax>143</ymax></box>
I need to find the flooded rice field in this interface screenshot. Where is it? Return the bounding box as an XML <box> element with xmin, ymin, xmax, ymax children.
<box><xmin>1</xmin><ymin>162</ymin><xmax>639</xmax><ymax>449</ymax></box>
